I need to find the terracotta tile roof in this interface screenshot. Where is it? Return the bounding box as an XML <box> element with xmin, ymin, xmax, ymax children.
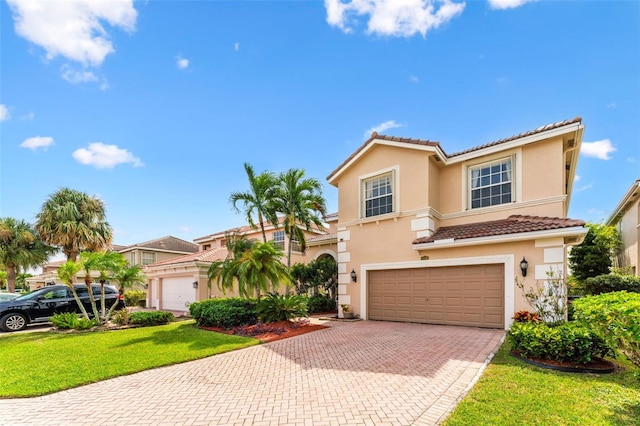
<box><xmin>413</xmin><ymin>215</ymin><xmax>586</xmax><ymax>244</ymax></box>
<box><xmin>327</xmin><ymin>117</ymin><xmax>582</xmax><ymax>180</ymax></box>
<box><xmin>195</xmin><ymin>216</ymin><xmax>325</xmax><ymax>243</ymax></box>
<box><xmin>324</xmin><ymin>212</ymin><xmax>339</xmax><ymax>222</ymax></box>
<box><xmin>307</xmin><ymin>233</ymin><xmax>337</xmax><ymax>244</ymax></box>
<box><xmin>118</xmin><ymin>236</ymin><xmax>199</xmax><ymax>254</ymax></box>
<box><xmin>448</xmin><ymin>117</ymin><xmax>583</xmax><ymax>158</ymax></box>
<box><xmin>145</xmin><ymin>247</ymin><xmax>228</xmax><ymax>268</ymax></box>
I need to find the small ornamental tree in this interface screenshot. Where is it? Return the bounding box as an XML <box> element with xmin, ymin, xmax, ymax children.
<box><xmin>568</xmin><ymin>223</ymin><xmax>621</xmax><ymax>285</ymax></box>
<box><xmin>516</xmin><ymin>269</ymin><xmax>567</xmax><ymax>325</ymax></box>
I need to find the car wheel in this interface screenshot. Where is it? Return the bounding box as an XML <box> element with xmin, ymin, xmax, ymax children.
<box><xmin>0</xmin><ymin>313</ymin><xmax>28</xmax><ymax>332</ymax></box>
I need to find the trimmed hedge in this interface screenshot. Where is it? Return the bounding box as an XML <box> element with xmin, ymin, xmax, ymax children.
<box><xmin>124</xmin><ymin>290</ymin><xmax>147</xmax><ymax>306</ymax></box>
<box><xmin>572</xmin><ymin>291</ymin><xmax>640</xmax><ymax>368</ymax></box>
<box><xmin>306</xmin><ymin>295</ymin><xmax>336</xmax><ymax>314</ymax></box>
<box><xmin>508</xmin><ymin>322</ymin><xmax>614</xmax><ymax>364</ymax></box>
<box><xmin>189</xmin><ymin>298</ymin><xmax>258</xmax><ymax>329</ymax></box>
<box><xmin>582</xmin><ymin>274</ymin><xmax>640</xmax><ymax>295</ymax></box>
<box><xmin>128</xmin><ymin>311</ymin><xmax>174</xmax><ymax>326</ymax></box>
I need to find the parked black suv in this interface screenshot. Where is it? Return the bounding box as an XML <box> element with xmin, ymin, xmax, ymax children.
<box><xmin>0</xmin><ymin>284</ymin><xmax>125</xmax><ymax>332</ymax></box>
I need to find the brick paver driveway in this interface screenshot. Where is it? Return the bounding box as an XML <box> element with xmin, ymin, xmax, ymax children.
<box><xmin>0</xmin><ymin>320</ymin><xmax>504</xmax><ymax>426</ymax></box>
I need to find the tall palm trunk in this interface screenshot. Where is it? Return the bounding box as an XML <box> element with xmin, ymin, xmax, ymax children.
<box><xmin>6</xmin><ymin>262</ymin><xmax>17</xmax><ymax>293</ymax></box>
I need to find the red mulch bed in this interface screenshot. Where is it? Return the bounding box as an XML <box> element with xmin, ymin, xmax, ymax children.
<box><xmin>510</xmin><ymin>351</ymin><xmax>615</xmax><ymax>373</ymax></box>
<box><xmin>200</xmin><ymin>319</ymin><xmax>328</xmax><ymax>343</ymax></box>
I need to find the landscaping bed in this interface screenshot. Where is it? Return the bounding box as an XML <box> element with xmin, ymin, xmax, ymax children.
<box><xmin>200</xmin><ymin>319</ymin><xmax>328</xmax><ymax>342</ymax></box>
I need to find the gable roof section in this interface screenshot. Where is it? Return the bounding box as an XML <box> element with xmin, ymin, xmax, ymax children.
<box><xmin>413</xmin><ymin>215</ymin><xmax>586</xmax><ymax>245</ymax></box>
<box><xmin>327</xmin><ymin>117</ymin><xmax>583</xmax><ymax>184</ymax></box>
<box><xmin>606</xmin><ymin>179</ymin><xmax>640</xmax><ymax>226</ymax></box>
<box><xmin>145</xmin><ymin>247</ymin><xmax>228</xmax><ymax>268</ymax></box>
<box><xmin>118</xmin><ymin>236</ymin><xmax>198</xmax><ymax>254</ymax></box>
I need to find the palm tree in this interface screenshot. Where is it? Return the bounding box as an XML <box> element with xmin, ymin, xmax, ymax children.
<box><xmin>107</xmin><ymin>263</ymin><xmax>147</xmax><ymax>321</ymax></box>
<box><xmin>272</xmin><ymin>169</ymin><xmax>327</xmax><ymax>271</ymax></box>
<box><xmin>208</xmin><ymin>231</ymin><xmax>256</xmax><ymax>297</ymax></box>
<box><xmin>57</xmin><ymin>260</ymin><xmax>90</xmax><ymax>319</ymax></box>
<box><xmin>35</xmin><ymin>187</ymin><xmax>113</xmax><ymax>262</ymax></box>
<box><xmin>0</xmin><ymin>218</ymin><xmax>54</xmax><ymax>292</ymax></box>
<box><xmin>79</xmin><ymin>251</ymin><xmax>127</xmax><ymax>322</ymax></box>
<box><xmin>236</xmin><ymin>241</ymin><xmax>291</xmax><ymax>298</ymax></box>
<box><xmin>229</xmin><ymin>163</ymin><xmax>279</xmax><ymax>243</ymax></box>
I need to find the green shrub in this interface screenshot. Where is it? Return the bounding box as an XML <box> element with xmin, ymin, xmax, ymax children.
<box><xmin>582</xmin><ymin>274</ymin><xmax>640</xmax><ymax>295</ymax></box>
<box><xmin>572</xmin><ymin>291</ymin><xmax>640</xmax><ymax>368</ymax></box>
<box><xmin>124</xmin><ymin>290</ymin><xmax>147</xmax><ymax>306</ymax></box>
<box><xmin>189</xmin><ymin>298</ymin><xmax>257</xmax><ymax>329</ymax></box>
<box><xmin>257</xmin><ymin>293</ymin><xmax>308</xmax><ymax>323</ymax></box>
<box><xmin>306</xmin><ymin>295</ymin><xmax>336</xmax><ymax>313</ymax></box>
<box><xmin>508</xmin><ymin>322</ymin><xmax>614</xmax><ymax>364</ymax></box>
<box><xmin>111</xmin><ymin>309</ymin><xmax>130</xmax><ymax>325</ymax></box>
<box><xmin>50</xmin><ymin>313</ymin><xmax>98</xmax><ymax>330</ymax></box>
<box><xmin>128</xmin><ymin>311</ymin><xmax>174</xmax><ymax>326</ymax></box>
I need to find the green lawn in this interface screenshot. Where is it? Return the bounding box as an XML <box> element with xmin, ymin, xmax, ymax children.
<box><xmin>444</xmin><ymin>343</ymin><xmax>640</xmax><ymax>426</ymax></box>
<box><xmin>0</xmin><ymin>320</ymin><xmax>259</xmax><ymax>397</ymax></box>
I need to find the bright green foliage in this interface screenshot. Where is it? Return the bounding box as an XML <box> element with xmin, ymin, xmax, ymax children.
<box><xmin>128</xmin><ymin>311</ymin><xmax>174</xmax><ymax>326</ymax></box>
<box><xmin>189</xmin><ymin>298</ymin><xmax>258</xmax><ymax>329</ymax></box>
<box><xmin>271</xmin><ymin>168</ymin><xmax>327</xmax><ymax>270</ymax></box>
<box><xmin>111</xmin><ymin>308</ymin><xmax>130</xmax><ymax>325</ymax></box>
<box><xmin>50</xmin><ymin>312</ymin><xmax>98</xmax><ymax>330</ymax></box>
<box><xmin>108</xmin><ymin>262</ymin><xmax>147</xmax><ymax>320</ymax></box>
<box><xmin>236</xmin><ymin>241</ymin><xmax>291</xmax><ymax>298</ymax></box>
<box><xmin>208</xmin><ymin>232</ymin><xmax>256</xmax><ymax>296</ymax></box>
<box><xmin>508</xmin><ymin>322</ymin><xmax>614</xmax><ymax>364</ymax></box>
<box><xmin>79</xmin><ymin>251</ymin><xmax>128</xmax><ymax>322</ymax></box>
<box><xmin>57</xmin><ymin>260</ymin><xmax>91</xmax><ymax>319</ymax></box>
<box><xmin>229</xmin><ymin>163</ymin><xmax>279</xmax><ymax>244</ymax></box>
<box><xmin>569</xmin><ymin>223</ymin><xmax>621</xmax><ymax>284</ymax></box>
<box><xmin>35</xmin><ymin>187</ymin><xmax>112</xmax><ymax>262</ymax></box>
<box><xmin>583</xmin><ymin>273</ymin><xmax>640</xmax><ymax>295</ymax></box>
<box><xmin>515</xmin><ymin>270</ymin><xmax>567</xmax><ymax>325</ymax></box>
<box><xmin>306</xmin><ymin>294</ymin><xmax>336</xmax><ymax>314</ymax></box>
<box><xmin>0</xmin><ymin>217</ymin><xmax>54</xmax><ymax>292</ymax></box>
<box><xmin>124</xmin><ymin>289</ymin><xmax>147</xmax><ymax>306</ymax></box>
<box><xmin>257</xmin><ymin>293</ymin><xmax>308</xmax><ymax>323</ymax></box>
<box><xmin>572</xmin><ymin>291</ymin><xmax>640</xmax><ymax>368</ymax></box>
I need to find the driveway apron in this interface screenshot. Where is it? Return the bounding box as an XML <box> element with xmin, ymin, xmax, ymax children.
<box><xmin>0</xmin><ymin>320</ymin><xmax>504</xmax><ymax>426</ymax></box>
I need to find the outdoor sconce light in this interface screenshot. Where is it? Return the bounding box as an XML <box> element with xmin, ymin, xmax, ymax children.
<box><xmin>192</xmin><ymin>281</ymin><xmax>198</xmax><ymax>289</ymax></box>
<box><xmin>520</xmin><ymin>257</ymin><xmax>529</xmax><ymax>277</ymax></box>
<box><xmin>350</xmin><ymin>269</ymin><xmax>357</xmax><ymax>282</ymax></box>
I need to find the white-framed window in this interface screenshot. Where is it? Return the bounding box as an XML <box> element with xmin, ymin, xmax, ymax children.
<box><xmin>468</xmin><ymin>157</ymin><xmax>513</xmax><ymax>209</ymax></box>
<box><xmin>363</xmin><ymin>172</ymin><xmax>394</xmax><ymax>218</ymax></box>
<box><xmin>130</xmin><ymin>252</ymin><xmax>136</xmax><ymax>265</ymax></box>
<box><xmin>273</xmin><ymin>231</ymin><xmax>285</xmax><ymax>249</ymax></box>
<box><xmin>141</xmin><ymin>252</ymin><xmax>157</xmax><ymax>266</ymax></box>
<box><xmin>290</xmin><ymin>235</ymin><xmax>303</xmax><ymax>253</ymax></box>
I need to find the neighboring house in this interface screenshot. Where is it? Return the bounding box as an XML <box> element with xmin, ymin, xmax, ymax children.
<box><xmin>26</xmin><ymin>236</ymin><xmax>198</xmax><ymax>290</ymax></box>
<box><xmin>606</xmin><ymin>179</ymin><xmax>640</xmax><ymax>276</ymax></box>
<box><xmin>144</xmin><ymin>217</ymin><xmax>338</xmax><ymax>313</ymax></box>
<box><xmin>327</xmin><ymin>117</ymin><xmax>588</xmax><ymax>329</ymax></box>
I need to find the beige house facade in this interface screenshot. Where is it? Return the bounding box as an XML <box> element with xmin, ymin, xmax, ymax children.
<box><xmin>328</xmin><ymin>118</ymin><xmax>588</xmax><ymax>329</ymax></box>
<box><xmin>144</xmin><ymin>217</ymin><xmax>338</xmax><ymax>313</ymax></box>
<box><xmin>606</xmin><ymin>179</ymin><xmax>640</xmax><ymax>276</ymax></box>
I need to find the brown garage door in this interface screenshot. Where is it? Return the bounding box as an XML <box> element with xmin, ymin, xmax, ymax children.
<box><xmin>368</xmin><ymin>264</ymin><xmax>504</xmax><ymax>328</ymax></box>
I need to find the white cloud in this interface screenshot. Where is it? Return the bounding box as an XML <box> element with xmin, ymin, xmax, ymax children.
<box><xmin>364</xmin><ymin>120</ymin><xmax>403</xmax><ymax>139</ymax></box>
<box><xmin>176</xmin><ymin>55</ymin><xmax>189</xmax><ymax>70</ymax></box>
<box><xmin>20</xmin><ymin>111</ymin><xmax>35</xmax><ymax>120</ymax></box>
<box><xmin>61</xmin><ymin>65</ymin><xmax>98</xmax><ymax>83</ymax></box>
<box><xmin>72</xmin><ymin>142</ymin><xmax>144</xmax><ymax>169</ymax></box>
<box><xmin>0</xmin><ymin>104</ymin><xmax>9</xmax><ymax>121</ymax></box>
<box><xmin>325</xmin><ymin>0</ymin><xmax>466</xmax><ymax>37</ymax></box>
<box><xmin>20</xmin><ymin>136</ymin><xmax>54</xmax><ymax>151</ymax></box>
<box><xmin>178</xmin><ymin>225</ymin><xmax>191</xmax><ymax>232</ymax></box>
<box><xmin>628</xmin><ymin>157</ymin><xmax>636</xmax><ymax>163</ymax></box>
<box><xmin>409</xmin><ymin>75</ymin><xmax>420</xmax><ymax>83</ymax></box>
<box><xmin>605</xmin><ymin>102</ymin><xmax>617</xmax><ymax>109</ymax></box>
<box><xmin>581</xmin><ymin>139</ymin><xmax>616</xmax><ymax>160</ymax></box>
<box><xmin>234</xmin><ymin>42</ymin><xmax>240</xmax><ymax>51</ymax></box>
<box><xmin>6</xmin><ymin>0</ymin><xmax>137</xmax><ymax>67</ymax></box>
<box><xmin>576</xmin><ymin>183</ymin><xmax>593</xmax><ymax>192</ymax></box>
<box><xmin>574</xmin><ymin>174</ymin><xmax>581</xmax><ymax>182</ymax></box>
<box><xmin>488</xmin><ymin>0</ymin><xmax>536</xmax><ymax>10</ymax></box>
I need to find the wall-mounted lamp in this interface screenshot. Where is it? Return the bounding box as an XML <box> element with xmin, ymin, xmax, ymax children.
<box><xmin>520</xmin><ymin>257</ymin><xmax>529</xmax><ymax>277</ymax></box>
<box><xmin>350</xmin><ymin>269</ymin><xmax>357</xmax><ymax>282</ymax></box>
<box><xmin>192</xmin><ymin>281</ymin><xmax>198</xmax><ymax>289</ymax></box>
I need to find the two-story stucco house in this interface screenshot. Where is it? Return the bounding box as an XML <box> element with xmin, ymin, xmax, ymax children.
<box><xmin>144</xmin><ymin>216</ymin><xmax>338</xmax><ymax>312</ymax></box>
<box><xmin>328</xmin><ymin>118</ymin><xmax>588</xmax><ymax>329</ymax></box>
<box><xmin>606</xmin><ymin>179</ymin><xmax>640</xmax><ymax>276</ymax></box>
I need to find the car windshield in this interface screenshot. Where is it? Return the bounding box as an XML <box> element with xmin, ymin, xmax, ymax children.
<box><xmin>12</xmin><ymin>289</ymin><xmax>48</xmax><ymax>301</ymax></box>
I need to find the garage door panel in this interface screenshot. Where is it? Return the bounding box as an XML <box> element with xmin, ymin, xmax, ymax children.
<box><xmin>368</xmin><ymin>264</ymin><xmax>504</xmax><ymax>328</ymax></box>
<box><xmin>162</xmin><ymin>277</ymin><xmax>196</xmax><ymax>311</ymax></box>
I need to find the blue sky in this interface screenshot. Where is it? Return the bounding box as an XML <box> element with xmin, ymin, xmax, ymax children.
<box><xmin>1</xmin><ymin>0</ymin><xmax>638</xmax><ymax>248</ymax></box>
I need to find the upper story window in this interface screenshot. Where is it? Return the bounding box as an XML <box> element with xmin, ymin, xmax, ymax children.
<box><xmin>141</xmin><ymin>252</ymin><xmax>157</xmax><ymax>266</ymax></box>
<box><xmin>290</xmin><ymin>235</ymin><xmax>303</xmax><ymax>253</ymax></box>
<box><xmin>273</xmin><ymin>231</ymin><xmax>285</xmax><ymax>249</ymax></box>
<box><xmin>130</xmin><ymin>252</ymin><xmax>136</xmax><ymax>265</ymax></box>
<box><xmin>469</xmin><ymin>157</ymin><xmax>513</xmax><ymax>209</ymax></box>
<box><xmin>363</xmin><ymin>173</ymin><xmax>394</xmax><ymax>218</ymax></box>
<box><xmin>202</xmin><ymin>244</ymin><xmax>211</xmax><ymax>250</ymax></box>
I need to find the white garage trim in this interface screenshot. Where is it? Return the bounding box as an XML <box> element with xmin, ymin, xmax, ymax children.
<box><xmin>359</xmin><ymin>254</ymin><xmax>515</xmax><ymax>330</ymax></box>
